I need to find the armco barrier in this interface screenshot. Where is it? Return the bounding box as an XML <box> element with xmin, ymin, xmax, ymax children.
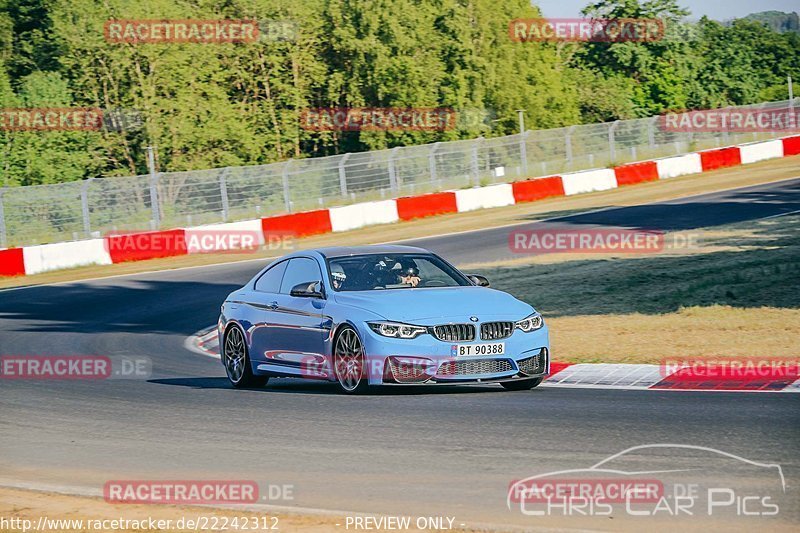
<box><xmin>185</xmin><ymin>219</ymin><xmax>265</xmax><ymax>254</ymax></box>
<box><xmin>262</xmin><ymin>209</ymin><xmax>332</xmax><ymax>238</ymax></box>
<box><xmin>0</xmin><ymin>248</ymin><xmax>26</xmax><ymax>276</ymax></box>
<box><xmin>396</xmin><ymin>192</ymin><xmax>458</xmax><ymax>220</ymax></box>
<box><xmin>511</xmin><ymin>176</ymin><xmax>565</xmax><ymax>203</ymax></box>
<box><xmin>739</xmin><ymin>140</ymin><xmax>784</xmax><ymax>165</ymax></box>
<box><xmin>3</xmin><ymin>135</ymin><xmax>798</xmax><ymax>278</ymax></box>
<box><xmin>329</xmin><ymin>200</ymin><xmax>399</xmax><ymax>232</ymax></box>
<box><xmin>614</xmin><ymin>161</ymin><xmax>659</xmax><ymax>186</ymax></box>
<box><xmin>655</xmin><ymin>153</ymin><xmax>703</xmax><ymax>178</ymax></box>
<box><xmin>22</xmin><ymin>239</ymin><xmax>112</xmax><ymax>275</ymax></box>
<box><xmin>561</xmin><ymin>168</ymin><xmax>617</xmax><ymax>196</ymax></box>
<box><xmin>783</xmin><ymin>135</ymin><xmax>800</xmax><ymax>156</ymax></box>
<box><xmin>700</xmin><ymin>147</ymin><xmax>741</xmax><ymax>172</ymax></box>
<box><xmin>106</xmin><ymin>229</ymin><xmax>188</xmax><ymax>263</ymax></box>
<box><xmin>454</xmin><ymin>184</ymin><xmax>515</xmax><ymax>212</ymax></box>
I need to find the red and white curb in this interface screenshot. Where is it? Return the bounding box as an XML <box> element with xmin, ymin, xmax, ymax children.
<box><xmin>184</xmin><ymin>326</ymin><xmax>221</xmax><ymax>358</ymax></box>
<box><xmin>3</xmin><ymin>135</ymin><xmax>800</xmax><ymax>278</ymax></box>
<box><xmin>186</xmin><ymin>328</ymin><xmax>800</xmax><ymax>393</ymax></box>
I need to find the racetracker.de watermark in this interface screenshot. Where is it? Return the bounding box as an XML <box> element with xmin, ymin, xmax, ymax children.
<box><xmin>104</xmin><ymin>481</ymin><xmax>260</xmax><ymax>504</ymax></box>
<box><xmin>509</xmin><ymin>18</ymin><xmax>665</xmax><ymax>42</ymax></box>
<box><xmin>508</xmin><ymin>227</ymin><xmax>702</xmax><ymax>254</ymax></box>
<box><xmin>660</xmin><ymin>106</ymin><xmax>800</xmax><ymax>133</ymax></box>
<box><xmin>105</xmin><ymin>20</ymin><xmax>258</xmax><ymax>43</ymax></box>
<box><xmin>104</xmin><ymin>230</ymin><xmax>294</xmax><ymax>255</ymax></box>
<box><xmin>104</xmin><ymin>19</ymin><xmax>298</xmax><ymax>44</ymax></box>
<box><xmin>0</xmin><ymin>355</ymin><xmax>151</xmax><ymax>380</ymax></box>
<box><xmin>509</xmin><ymin>479</ymin><xmax>664</xmax><ymax>505</ymax></box>
<box><xmin>0</xmin><ymin>108</ymin><xmax>142</xmax><ymax>132</ymax></box>
<box><xmin>661</xmin><ymin>357</ymin><xmax>800</xmax><ymax>379</ymax></box>
<box><xmin>300</xmin><ymin>107</ymin><xmax>459</xmax><ymax>132</ymax></box>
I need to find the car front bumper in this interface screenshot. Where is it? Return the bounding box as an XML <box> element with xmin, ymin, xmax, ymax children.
<box><xmin>361</xmin><ymin>324</ymin><xmax>550</xmax><ymax>385</ymax></box>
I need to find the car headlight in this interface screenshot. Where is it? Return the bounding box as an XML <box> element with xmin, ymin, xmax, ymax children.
<box><xmin>368</xmin><ymin>321</ymin><xmax>428</xmax><ymax>339</ymax></box>
<box><xmin>515</xmin><ymin>312</ymin><xmax>544</xmax><ymax>332</ymax></box>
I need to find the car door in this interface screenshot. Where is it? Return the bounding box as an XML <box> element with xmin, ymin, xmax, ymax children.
<box><xmin>247</xmin><ymin>259</ymin><xmax>289</xmax><ymax>366</ymax></box>
<box><xmin>269</xmin><ymin>257</ymin><xmax>328</xmax><ymax>371</ymax></box>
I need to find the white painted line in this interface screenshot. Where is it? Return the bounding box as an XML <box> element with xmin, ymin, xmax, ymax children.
<box><xmin>760</xmin><ymin>208</ymin><xmax>800</xmax><ymax>220</ymax></box>
<box><xmin>184</xmin><ymin>326</ymin><xmax>220</xmax><ymax>359</ymax></box>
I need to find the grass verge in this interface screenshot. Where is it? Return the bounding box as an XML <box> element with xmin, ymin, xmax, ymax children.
<box><xmin>473</xmin><ymin>214</ymin><xmax>800</xmax><ymax>363</ymax></box>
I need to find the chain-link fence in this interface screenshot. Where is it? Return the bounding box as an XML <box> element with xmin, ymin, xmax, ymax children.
<box><xmin>1</xmin><ymin>99</ymin><xmax>795</xmax><ymax>248</ymax></box>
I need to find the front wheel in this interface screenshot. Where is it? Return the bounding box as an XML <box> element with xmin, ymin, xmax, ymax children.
<box><xmin>333</xmin><ymin>326</ymin><xmax>370</xmax><ymax>394</ymax></box>
<box><xmin>223</xmin><ymin>325</ymin><xmax>268</xmax><ymax>388</ymax></box>
<box><xmin>501</xmin><ymin>377</ymin><xmax>543</xmax><ymax>391</ymax></box>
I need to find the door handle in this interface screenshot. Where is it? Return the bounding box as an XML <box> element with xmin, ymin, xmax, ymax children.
<box><xmin>267</xmin><ymin>301</ymin><xmax>278</xmax><ymax>310</ymax></box>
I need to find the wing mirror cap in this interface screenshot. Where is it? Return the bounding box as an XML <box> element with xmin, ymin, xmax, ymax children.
<box><xmin>290</xmin><ymin>281</ymin><xmax>326</xmax><ymax>298</ymax></box>
<box><xmin>468</xmin><ymin>275</ymin><xmax>490</xmax><ymax>287</ymax></box>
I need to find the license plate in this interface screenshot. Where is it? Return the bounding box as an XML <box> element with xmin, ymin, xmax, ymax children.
<box><xmin>453</xmin><ymin>343</ymin><xmax>505</xmax><ymax>356</ymax></box>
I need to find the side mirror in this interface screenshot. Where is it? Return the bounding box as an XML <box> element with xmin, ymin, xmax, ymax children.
<box><xmin>290</xmin><ymin>281</ymin><xmax>325</xmax><ymax>298</ymax></box>
<box><xmin>468</xmin><ymin>275</ymin><xmax>490</xmax><ymax>287</ymax></box>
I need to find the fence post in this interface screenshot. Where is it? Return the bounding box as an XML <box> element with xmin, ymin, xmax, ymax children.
<box><xmin>565</xmin><ymin>126</ymin><xmax>575</xmax><ymax>164</ymax></box>
<box><xmin>471</xmin><ymin>137</ymin><xmax>483</xmax><ymax>186</ymax></box>
<box><xmin>608</xmin><ymin>120</ymin><xmax>620</xmax><ymax>163</ymax></box>
<box><xmin>282</xmin><ymin>160</ymin><xmax>293</xmax><ymax>212</ymax></box>
<box><xmin>0</xmin><ymin>188</ymin><xmax>6</xmax><ymax>248</ymax></box>
<box><xmin>147</xmin><ymin>146</ymin><xmax>161</xmax><ymax>228</ymax></box>
<box><xmin>219</xmin><ymin>168</ymin><xmax>230</xmax><ymax>222</ymax></box>
<box><xmin>648</xmin><ymin>116</ymin><xmax>658</xmax><ymax>148</ymax></box>
<box><xmin>338</xmin><ymin>153</ymin><xmax>351</xmax><ymax>198</ymax></box>
<box><xmin>388</xmin><ymin>147</ymin><xmax>401</xmax><ymax>192</ymax></box>
<box><xmin>519</xmin><ymin>131</ymin><xmax>529</xmax><ymax>177</ymax></box>
<box><xmin>81</xmin><ymin>178</ymin><xmax>93</xmax><ymax>236</ymax></box>
<box><xmin>429</xmin><ymin>142</ymin><xmax>441</xmax><ymax>184</ymax></box>
<box><xmin>149</xmin><ymin>175</ymin><xmax>160</xmax><ymax>229</ymax></box>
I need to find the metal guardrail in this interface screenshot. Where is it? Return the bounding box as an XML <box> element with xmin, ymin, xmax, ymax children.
<box><xmin>0</xmin><ymin>99</ymin><xmax>794</xmax><ymax>248</ymax></box>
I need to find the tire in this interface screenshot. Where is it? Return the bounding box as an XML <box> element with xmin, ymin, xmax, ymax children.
<box><xmin>223</xmin><ymin>325</ymin><xmax>268</xmax><ymax>388</ymax></box>
<box><xmin>501</xmin><ymin>377</ymin><xmax>543</xmax><ymax>391</ymax></box>
<box><xmin>333</xmin><ymin>326</ymin><xmax>370</xmax><ymax>394</ymax></box>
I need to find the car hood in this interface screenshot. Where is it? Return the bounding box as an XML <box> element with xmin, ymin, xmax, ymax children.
<box><xmin>332</xmin><ymin>286</ymin><xmax>534</xmax><ymax>324</ymax></box>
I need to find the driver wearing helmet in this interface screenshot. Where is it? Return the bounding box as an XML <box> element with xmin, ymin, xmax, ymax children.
<box><xmin>394</xmin><ymin>258</ymin><xmax>421</xmax><ymax>287</ymax></box>
<box><xmin>330</xmin><ymin>263</ymin><xmax>347</xmax><ymax>290</ymax></box>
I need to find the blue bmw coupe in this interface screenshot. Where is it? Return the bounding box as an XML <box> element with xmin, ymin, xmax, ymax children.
<box><xmin>218</xmin><ymin>245</ymin><xmax>550</xmax><ymax>393</ymax></box>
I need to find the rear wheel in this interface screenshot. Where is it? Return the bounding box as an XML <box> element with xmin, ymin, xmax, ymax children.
<box><xmin>333</xmin><ymin>326</ymin><xmax>370</xmax><ymax>394</ymax></box>
<box><xmin>501</xmin><ymin>377</ymin><xmax>543</xmax><ymax>391</ymax></box>
<box><xmin>223</xmin><ymin>325</ymin><xmax>268</xmax><ymax>388</ymax></box>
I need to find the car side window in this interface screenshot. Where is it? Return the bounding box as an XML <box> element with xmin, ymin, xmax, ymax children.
<box><xmin>254</xmin><ymin>260</ymin><xmax>288</xmax><ymax>293</ymax></box>
<box><xmin>415</xmin><ymin>257</ymin><xmax>451</xmax><ymax>286</ymax></box>
<box><xmin>280</xmin><ymin>258</ymin><xmax>323</xmax><ymax>295</ymax></box>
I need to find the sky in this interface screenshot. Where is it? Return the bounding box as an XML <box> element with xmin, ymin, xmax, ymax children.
<box><xmin>533</xmin><ymin>0</ymin><xmax>799</xmax><ymax>21</ymax></box>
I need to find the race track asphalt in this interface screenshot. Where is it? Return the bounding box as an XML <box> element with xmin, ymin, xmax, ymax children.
<box><xmin>1</xmin><ymin>178</ymin><xmax>798</xmax><ymax>529</ymax></box>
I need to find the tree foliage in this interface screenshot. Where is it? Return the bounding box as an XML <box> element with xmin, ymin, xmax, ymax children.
<box><xmin>0</xmin><ymin>0</ymin><xmax>797</xmax><ymax>186</ymax></box>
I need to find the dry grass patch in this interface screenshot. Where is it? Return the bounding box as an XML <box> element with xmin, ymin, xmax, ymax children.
<box><xmin>547</xmin><ymin>305</ymin><xmax>800</xmax><ymax>363</ymax></box>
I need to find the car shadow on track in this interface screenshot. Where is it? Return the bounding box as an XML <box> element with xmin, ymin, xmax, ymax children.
<box><xmin>0</xmin><ymin>280</ymin><xmax>241</xmax><ymax>334</ymax></box>
<box><xmin>516</xmin><ymin>179</ymin><xmax>800</xmax><ymax>230</ymax></box>
<box><xmin>148</xmin><ymin>377</ymin><xmax>514</xmax><ymax>396</ymax></box>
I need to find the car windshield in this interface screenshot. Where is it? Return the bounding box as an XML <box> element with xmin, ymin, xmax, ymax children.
<box><xmin>327</xmin><ymin>253</ymin><xmax>470</xmax><ymax>291</ymax></box>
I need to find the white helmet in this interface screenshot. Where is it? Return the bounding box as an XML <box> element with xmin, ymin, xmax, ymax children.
<box><xmin>331</xmin><ymin>263</ymin><xmax>347</xmax><ymax>285</ymax></box>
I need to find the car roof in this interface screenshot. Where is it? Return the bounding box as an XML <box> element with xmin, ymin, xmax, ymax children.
<box><xmin>315</xmin><ymin>244</ymin><xmax>430</xmax><ymax>258</ymax></box>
